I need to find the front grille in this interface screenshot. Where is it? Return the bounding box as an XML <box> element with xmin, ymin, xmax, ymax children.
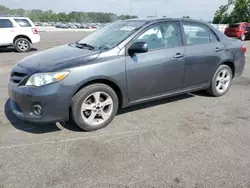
<box><xmin>10</xmin><ymin>71</ymin><xmax>28</xmax><ymax>85</ymax></box>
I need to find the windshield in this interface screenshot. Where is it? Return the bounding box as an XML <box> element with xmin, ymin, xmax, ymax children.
<box><xmin>77</xmin><ymin>20</ymin><xmax>147</xmax><ymax>50</ymax></box>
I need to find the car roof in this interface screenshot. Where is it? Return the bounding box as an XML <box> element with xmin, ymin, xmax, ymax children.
<box><xmin>0</xmin><ymin>17</ymin><xmax>30</xmax><ymax>19</ymax></box>
<box><xmin>123</xmin><ymin>17</ymin><xmax>207</xmax><ymax>24</ymax></box>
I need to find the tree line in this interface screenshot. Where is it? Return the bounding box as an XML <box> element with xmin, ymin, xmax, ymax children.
<box><xmin>213</xmin><ymin>0</ymin><xmax>250</xmax><ymax>24</ymax></box>
<box><xmin>0</xmin><ymin>5</ymin><xmax>138</xmax><ymax>23</ymax></box>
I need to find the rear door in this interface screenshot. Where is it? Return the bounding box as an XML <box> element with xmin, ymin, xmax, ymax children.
<box><xmin>181</xmin><ymin>21</ymin><xmax>224</xmax><ymax>87</ymax></box>
<box><xmin>0</xmin><ymin>19</ymin><xmax>15</xmax><ymax>45</ymax></box>
<box><xmin>125</xmin><ymin>21</ymin><xmax>186</xmax><ymax>102</ymax></box>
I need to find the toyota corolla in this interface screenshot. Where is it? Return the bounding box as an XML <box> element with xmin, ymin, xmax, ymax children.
<box><xmin>8</xmin><ymin>18</ymin><xmax>246</xmax><ymax>131</ymax></box>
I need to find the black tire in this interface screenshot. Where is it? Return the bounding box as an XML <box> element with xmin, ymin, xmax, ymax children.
<box><xmin>72</xmin><ymin>84</ymin><xmax>119</xmax><ymax>131</ymax></box>
<box><xmin>206</xmin><ymin>65</ymin><xmax>233</xmax><ymax>97</ymax></box>
<box><xmin>14</xmin><ymin>38</ymin><xmax>31</xmax><ymax>52</ymax></box>
<box><xmin>241</xmin><ymin>34</ymin><xmax>246</xmax><ymax>41</ymax></box>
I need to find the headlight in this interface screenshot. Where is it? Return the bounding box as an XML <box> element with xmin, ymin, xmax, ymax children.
<box><xmin>25</xmin><ymin>71</ymin><xmax>70</xmax><ymax>87</ymax></box>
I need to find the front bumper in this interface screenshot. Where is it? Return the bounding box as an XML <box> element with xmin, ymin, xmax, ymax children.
<box><xmin>8</xmin><ymin>81</ymin><xmax>71</xmax><ymax>123</ymax></box>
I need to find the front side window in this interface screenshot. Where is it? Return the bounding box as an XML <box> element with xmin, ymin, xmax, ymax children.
<box><xmin>134</xmin><ymin>22</ymin><xmax>182</xmax><ymax>50</ymax></box>
<box><xmin>14</xmin><ymin>19</ymin><xmax>32</xmax><ymax>27</ymax></box>
<box><xmin>0</xmin><ymin>19</ymin><xmax>13</xmax><ymax>28</ymax></box>
<box><xmin>183</xmin><ymin>22</ymin><xmax>218</xmax><ymax>45</ymax></box>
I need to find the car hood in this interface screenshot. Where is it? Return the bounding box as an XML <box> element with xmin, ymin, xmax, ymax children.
<box><xmin>16</xmin><ymin>44</ymin><xmax>101</xmax><ymax>72</ymax></box>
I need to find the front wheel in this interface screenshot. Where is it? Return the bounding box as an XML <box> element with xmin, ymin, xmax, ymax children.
<box><xmin>206</xmin><ymin>65</ymin><xmax>233</xmax><ymax>97</ymax></box>
<box><xmin>72</xmin><ymin>84</ymin><xmax>119</xmax><ymax>131</ymax></box>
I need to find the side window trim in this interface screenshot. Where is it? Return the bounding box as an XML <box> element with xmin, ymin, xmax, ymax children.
<box><xmin>209</xmin><ymin>28</ymin><xmax>220</xmax><ymax>42</ymax></box>
<box><xmin>180</xmin><ymin>21</ymin><xmax>219</xmax><ymax>46</ymax></box>
<box><xmin>125</xmin><ymin>21</ymin><xmax>183</xmax><ymax>56</ymax></box>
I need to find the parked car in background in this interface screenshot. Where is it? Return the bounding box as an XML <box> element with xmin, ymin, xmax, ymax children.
<box><xmin>224</xmin><ymin>22</ymin><xmax>250</xmax><ymax>41</ymax></box>
<box><xmin>55</xmin><ymin>23</ymin><xmax>69</xmax><ymax>29</ymax></box>
<box><xmin>90</xmin><ymin>25</ymin><xmax>97</xmax><ymax>29</ymax></box>
<box><xmin>0</xmin><ymin>17</ymin><xmax>40</xmax><ymax>52</ymax></box>
<box><xmin>8</xmin><ymin>18</ymin><xmax>246</xmax><ymax>131</ymax></box>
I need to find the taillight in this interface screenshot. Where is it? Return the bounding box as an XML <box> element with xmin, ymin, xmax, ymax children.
<box><xmin>32</xmin><ymin>28</ymin><xmax>38</xmax><ymax>34</ymax></box>
<box><xmin>242</xmin><ymin>45</ymin><xmax>247</xmax><ymax>53</ymax></box>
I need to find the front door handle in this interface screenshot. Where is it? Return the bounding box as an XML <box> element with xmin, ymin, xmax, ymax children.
<box><xmin>174</xmin><ymin>53</ymin><xmax>185</xmax><ymax>58</ymax></box>
<box><xmin>215</xmin><ymin>47</ymin><xmax>223</xmax><ymax>52</ymax></box>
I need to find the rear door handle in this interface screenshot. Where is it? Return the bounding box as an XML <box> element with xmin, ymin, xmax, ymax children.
<box><xmin>174</xmin><ymin>53</ymin><xmax>185</xmax><ymax>58</ymax></box>
<box><xmin>215</xmin><ymin>47</ymin><xmax>223</xmax><ymax>52</ymax></box>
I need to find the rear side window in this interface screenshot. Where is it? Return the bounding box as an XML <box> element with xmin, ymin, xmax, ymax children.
<box><xmin>183</xmin><ymin>22</ymin><xmax>218</xmax><ymax>45</ymax></box>
<box><xmin>14</xmin><ymin>19</ymin><xmax>32</xmax><ymax>27</ymax></box>
<box><xmin>0</xmin><ymin>19</ymin><xmax>13</xmax><ymax>28</ymax></box>
<box><xmin>242</xmin><ymin>24</ymin><xmax>247</xmax><ymax>29</ymax></box>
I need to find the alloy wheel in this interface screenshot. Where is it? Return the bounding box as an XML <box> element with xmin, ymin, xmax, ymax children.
<box><xmin>17</xmin><ymin>40</ymin><xmax>29</xmax><ymax>51</ymax></box>
<box><xmin>80</xmin><ymin>91</ymin><xmax>114</xmax><ymax>126</ymax></box>
<box><xmin>215</xmin><ymin>69</ymin><xmax>231</xmax><ymax>94</ymax></box>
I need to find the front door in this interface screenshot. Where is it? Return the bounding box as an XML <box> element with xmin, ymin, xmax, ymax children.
<box><xmin>0</xmin><ymin>19</ymin><xmax>15</xmax><ymax>45</ymax></box>
<box><xmin>125</xmin><ymin>21</ymin><xmax>186</xmax><ymax>102</ymax></box>
<box><xmin>181</xmin><ymin>21</ymin><xmax>225</xmax><ymax>87</ymax></box>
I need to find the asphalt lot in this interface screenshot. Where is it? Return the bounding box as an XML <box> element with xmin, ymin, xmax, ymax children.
<box><xmin>1</xmin><ymin>32</ymin><xmax>250</xmax><ymax>188</ymax></box>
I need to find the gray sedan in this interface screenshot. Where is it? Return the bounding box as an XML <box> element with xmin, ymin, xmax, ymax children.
<box><xmin>8</xmin><ymin>18</ymin><xmax>246</xmax><ymax>131</ymax></box>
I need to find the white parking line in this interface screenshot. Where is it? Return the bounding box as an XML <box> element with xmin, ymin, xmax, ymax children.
<box><xmin>0</xmin><ymin>128</ymin><xmax>168</xmax><ymax>150</ymax></box>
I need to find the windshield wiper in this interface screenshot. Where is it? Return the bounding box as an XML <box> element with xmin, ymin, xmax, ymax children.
<box><xmin>75</xmin><ymin>42</ymin><xmax>96</xmax><ymax>50</ymax></box>
<box><xmin>98</xmin><ymin>45</ymin><xmax>110</xmax><ymax>51</ymax></box>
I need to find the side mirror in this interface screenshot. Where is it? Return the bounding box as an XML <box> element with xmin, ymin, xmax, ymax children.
<box><xmin>128</xmin><ymin>42</ymin><xmax>148</xmax><ymax>55</ymax></box>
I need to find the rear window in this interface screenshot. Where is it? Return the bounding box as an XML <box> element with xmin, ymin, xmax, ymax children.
<box><xmin>228</xmin><ymin>24</ymin><xmax>240</xmax><ymax>28</ymax></box>
<box><xmin>14</xmin><ymin>19</ymin><xmax>32</xmax><ymax>27</ymax></box>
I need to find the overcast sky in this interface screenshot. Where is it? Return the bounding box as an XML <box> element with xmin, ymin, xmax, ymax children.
<box><xmin>1</xmin><ymin>0</ymin><xmax>228</xmax><ymax>21</ymax></box>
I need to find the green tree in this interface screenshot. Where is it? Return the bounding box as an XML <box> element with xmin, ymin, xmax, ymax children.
<box><xmin>57</xmin><ymin>12</ymin><xmax>69</xmax><ymax>22</ymax></box>
<box><xmin>0</xmin><ymin>4</ymin><xmax>138</xmax><ymax>23</ymax></box>
<box><xmin>230</xmin><ymin>0</ymin><xmax>250</xmax><ymax>23</ymax></box>
<box><xmin>0</xmin><ymin>5</ymin><xmax>10</xmax><ymax>16</ymax></box>
<box><xmin>118</xmin><ymin>14</ymin><xmax>138</xmax><ymax>20</ymax></box>
<box><xmin>213</xmin><ymin>0</ymin><xmax>250</xmax><ymax>24</ymax></box>
<box><xmin>10</xmin><ymin>8</ymin><xmax>26</xmax><ymax>16</ymax></box>
<box><xmin>212</xmin><ymin>5</ymin><xmax>229</xmax><ymax>24</ymax></box>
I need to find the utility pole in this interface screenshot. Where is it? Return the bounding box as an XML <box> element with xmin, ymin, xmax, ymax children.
<box><xmin>130</xmin><ymin>0</ymin><xmax>132</xmax><ymax>15</ymax></box>
<box><xmin>155</xmin><ymin>8</ymin><xmax>158</xmax><ymax>17</ymax></box>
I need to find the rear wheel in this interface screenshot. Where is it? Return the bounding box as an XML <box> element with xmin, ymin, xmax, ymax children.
<box><xmin>206</xmin><ymin>65</ymin><xmax>233</xmax><ymax>97</ymax></box>
<box><xmin>14</xmin><ymin>38</ymin><xmax>31</xmax><ymax>52</ymax></box>
<box><xmin>72</xmin><ymin>84</ymin><xmax>119</xmax><ymax>131</ymax></box>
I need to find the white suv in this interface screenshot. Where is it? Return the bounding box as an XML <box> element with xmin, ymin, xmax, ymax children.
<box><xmin>0</xmin><ymin>17</ymin><xmax>40</xmax><ymax>52</ymax></box>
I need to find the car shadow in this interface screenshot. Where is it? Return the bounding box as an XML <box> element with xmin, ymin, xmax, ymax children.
<box><xmin>0</xmin><ymin>47</ymin><xmax>38</xmax><ymax>53</ymax></box>
<box><xmin>5</xmin><ymin>93</ymin><xmax>195</xmax><ymax>134</ymax></box>
<box><xmin>191</xmin><ymin>90</ymin><xmax>213</xmax><ymax>97</ymax></box>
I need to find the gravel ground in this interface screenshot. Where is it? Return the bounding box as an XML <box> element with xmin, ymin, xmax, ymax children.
<box><xmin>0</xmin><ymin>32</ymin><xmax>250</xmax><ymax>188</ymax></box>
